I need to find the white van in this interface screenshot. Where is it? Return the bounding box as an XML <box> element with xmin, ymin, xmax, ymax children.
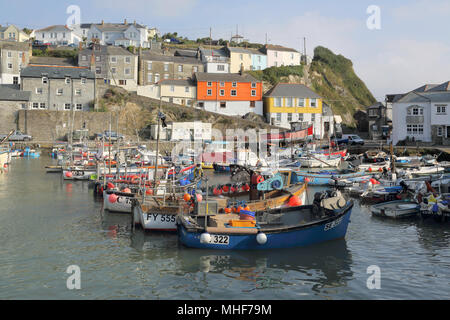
<box><xmin>342</xmin><ymin>134</ymin><xmax>364</xmax><ymax>145</ymax></box>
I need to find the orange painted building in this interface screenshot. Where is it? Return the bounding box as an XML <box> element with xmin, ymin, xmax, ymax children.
<box><xmin>195</xmin><ymin>72</ymin><xmax>263</xmax><ymax>116</ymax></box>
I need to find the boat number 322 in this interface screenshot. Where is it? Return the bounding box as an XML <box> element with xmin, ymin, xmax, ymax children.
<box><xmin>324</xmin><ymin>217</ymin><xmax>344</xmax><ymax>231</ymax></box>
<box><xmin>146</xmin><ymin>213</ymin><xmax>176</xmax><ymax>223</ymax></box>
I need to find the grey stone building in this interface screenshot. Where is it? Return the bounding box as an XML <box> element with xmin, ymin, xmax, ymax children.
<box><xmin>367</xmin><ymin>102</ymin><xmax>391</xmax><ymax>139</ymax></box>
<box><xmin>0</xmin><ymin>84</ymin><xmax>30</xmax><ymax>133</ymax></box>
<box><xmin>78</xmin><ymin>44</ymin><xmax>138</xmax><ymax>91</ymax></box>
<box><xmin>20</xmin><ymin>65</ymin><xmax>96</xmax><ymax>111</ymax></box>
<box><xmin>0</xmin><ymin>40</ymin><xmax>31</xmax><ymax>85</ymax></box>
<box><xmin>139</xmin><ymin>51</ymin><xmax>204</xmax><ymax>85</ymax></box>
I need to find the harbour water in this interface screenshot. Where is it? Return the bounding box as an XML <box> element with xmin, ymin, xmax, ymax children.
<box><xmin>0</xmin><ymin>156</ymin><xmax>449</xmax><ymax>299</ymax></box>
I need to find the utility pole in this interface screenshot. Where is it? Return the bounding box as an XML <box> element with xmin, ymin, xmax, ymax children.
<box><xmin>209</xmin><ymin>27</ymin><xmax>212</xmax><ymax>55</ymax></box>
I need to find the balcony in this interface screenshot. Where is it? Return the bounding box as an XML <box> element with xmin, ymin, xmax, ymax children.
<box><xmin>406</xmin><ymin>115</ymin><xmax>424</xmax><ymax>124</ymax></box>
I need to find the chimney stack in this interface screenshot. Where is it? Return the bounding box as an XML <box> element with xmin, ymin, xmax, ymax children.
<box><xmin>101</xmin><ymin>20</ymin><xmax>104</xmax><ymax>25</ymax></box>
<box><xmin>90</xmin><ymin>53</ymin><xmax>96</xmax><ymax>73</ymax></box>
<box><xmin>124</xmin><ymin>19</ymin><xmax>127</xmax><ymax>25</ymax></box>
<box><xmin>134</xmin><ymin>20</ymin><xmax>136</xmax><ymax>26</ymax></box>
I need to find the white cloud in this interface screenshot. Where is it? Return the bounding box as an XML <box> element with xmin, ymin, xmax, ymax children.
<box><xmin>392</xmin><ymin>0</ymin><xmax>450</xmax><ymax>19</ymax></box>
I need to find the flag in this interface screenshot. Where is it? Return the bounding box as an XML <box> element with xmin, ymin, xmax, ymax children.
<box><xmin>307</xmin><ymin>125</ymin><xmax>313</xmax><ymax>136</ymax></box>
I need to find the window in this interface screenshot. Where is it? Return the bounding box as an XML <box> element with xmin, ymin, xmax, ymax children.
<box><xmin>13</xmin><ymin>77</ymin><xmax>18</xmax><ymax>85</ymax></box>
<box><xmin>310</xmin><ymin>99</ymin><xmax>317</xmax><ymax>107</ymax></box>
<box><xmin>286</xmin><ymin>97</ymin><xmax>293</xmax><ymax>107</ymax></box>
<box><xmin>119</xmin><ymin>80</ymin><xmax>127</xmax><ymax>85</ymax></box>
<box><xmin>251</xmin><ymin>90</ymin><xmax>256</xmax><ymax>97</ymax></box>
<box><xmin>7</xmin><ymin>63</ymin><xmax>12</xmax><ymax>69</ymax></box>
<box><xmin>96</xmin><ymin>67</ymin><xmax>101</xmax><ymax>74</ymax></box>
<box><xmin>193</xmin><ymin>66</ymin><xmax>198</xmax><ymax>73</ymax></box>
<box><xmin>36</xmin><ymin>88</ymin><xmax>43</xmax><ymax>94</ymax></box>
<box><xmin>250</xmin><ymin>101</ymin><xmax>255</xmax><ymax>108</ymax></box>
<box><xmin>220</xmin><ymin>82</ymin><xmax>225</xmax><ymax>87</ymax></box>
<box><xmin>274</xmin><ymin>52</ymin><xmax>278</xmax><ymax>58</ymax></box>
<box><xmin>288</xmin><ymin>113</ymin><xmax>292</xmax><ymax>122</ymax></box>
<box><xmin>219</xmin><ymin>89</ymin><xmax>225</xmax><ymax>96</ymax></box>
<box><xmin>240</xmin><ymin>54</ymin><xmax>243</xmax><ymax>60</ymax></box>
<box><xmin>251</xmin><ymin>82</ymin><xmax>256</xmax><ymax>88</ymax></box>
<box><xmin>75</xmin><ymin>89</ymin><xmax>81</xmax><ymax>96</ymax></box>
<box><xmin>170</xmin><ymin>86</ymin><xmax>175</xmax><ymax>92</ymax></box>
<box><xmin>64</xmin><ymin>104</ymin><xmax>71</xmax><ymax>110</ymax></box>
<box><xmin>65</xmin><ymin>77</ymin><xmax>71</xmax><ymax>84</ymax></box>
<box><xmin>124</xmin><ymin>68</ymin><xmax>131</xmax><ymax>75</ymax></box>
<box><xmin>21</xmin><ymin>103</ymin><xmax>26</xmax><ymax>109</ymax></box>
<box><xmin>207</xmin><ymin>82</ymin><xmax>212</xmax><ymax>87</ymax></box>
<box><xmin>7</xmin><ymin>51</ymin><xmax>12</xmax><ymax>58</ymax></box>
<box><xmin>96</xmin><ymin>56</ymin><xmax>101</xmax><ymax>62</ymax></box>
<box><xmin>57</xmin><ymin>88</ymin><xmax>63</xmax><ymax>95</ymax></box>
<box><xmin>178</xmin><ymin>65</ymin><xmax>183</xmax><ymax>72</ymax></box>
<box><xmin>311</xmin><ymin>114</ymin><xmax>316</xmax><ymax>121</ymax></box>
<box><xmin>232</xmin><ymin>82</ymin><xmax>237</xmax><ymax>87</ymax></box>
<box><xmin>164</xmin><ymin>63</ymin><xmax>169</xmax><ymax>71</ymax></box>
<box><xmin>409</xmin><ymin>107</ymin><xmax>423</xmax><ymax>115</ymax></box>
<box><xmin>207</xmin><ymin>89</ymin><xmax>212</xmax><ymax>96</ymax></box>
<box><xmin>275</xmin><ymin>97</ymin><xmax>282</xmax><ymax>107</ymax></box>
<box><xmin>274</xmin><ymin>61</ymin><xmax>278</xmax><ymax>67</ymax></box>
<box><xmin>297</xmin><ymin>98</ymin><xmax>304</xmax><ymax>107</ymax></box>
<box><xmin>217</xmin><ymin>65</ymin><xmax>225</xmax><ymax>71</ymax></box>
<box><xmin>437</xmin><ymin>105</ymin><xmax>447</xmax><ymax>114</ymax></box>
<box><xmin>276</xmin><ymin>113</ymin><xmax>281</xmax><ymax>121</ymax></box>
<box><xmin>81</xmin><ymin>78</ymin><xmax>86</xmax><ymax>84</ymax></box>
<box><xmin>147</xmin><ymin>62</ymin><xmax>152</xmax><ymax>70</ymax></box>
<box><xmin>291</xmin><ymin>53</ymin><xmax>294</xmax><ymax>60</ymax></box>
<box><xmin>125</xmin><ymin>57</ymin><xmax>131</xmax><ymax>63</ymax></box>
<box><xmin>111</xmin><ymin>67</ymin><xmax>117</xmax><ymax>74</ymax></box>
<box><xmin>407</xmin><ymin>124</ymin><xmax>424</xmax><ymax>135</ymax></box>
<box><xmin>220</xmin><ymin>102</ymin><xmax>226</xmax><ymax>108</ymax></box>
<box><xmin>185</xmin><ymin>87</ymin><xmax>190</xmax><ymax>93</ymax></box>
<box><xmin>231</xmin><ymin>90</ymin><xmax>237</xmax><ymax>96</ymax></box>
<box><xmin>298</xmin><ymin>114</ymin><xmax>304</xmax><ymax>122</ymax></box>
<box><xmin>81</xmin><ymin>55</ymin><xmax>87</xmax><ymax>61</ymax></box>
<box><xmin>76</xmin><ymin>104</ymin><xmax>82</xmax><ymax>110</ymax></box>
<box><xmin>42</xmin><ymin>77</ymin><xmax>48</xmax><ymax>84</ymax></box>
<box><xmin>164</xmin><ymin>74</ymin><xmax>169</xmax><ymax>80</ymax></box>
<box><xmin>154</xmin><ymin>74</ymin><xmax>160</xmax><ymax>83</ymax></box>
<box><xmin>437</xmin><ymin>126</ymin><xmax>444</xmax><ymax>137</ymax></box>
<box><xmin>32</xmin><ymin>102</ymin><xmax>39</xmax><ymax>109</ymax></box>
<box><xmin>147</xmin><ymin>73</ymin><xmax>153</xmax><ymax>82</ymax></box>
<box><xmin>110</xmin><ymin>56</ymin><xmax>117</xmax><ymax>63</ymax></box>
<box><xmin>39</xmin><ymin>103</ymin><xmax>46</xmax><ymax>109</ymax></box>
<box><xmin>199</xmin><ymin>102</ymin><xmax>204</xmax><ymax>108</ymax></box>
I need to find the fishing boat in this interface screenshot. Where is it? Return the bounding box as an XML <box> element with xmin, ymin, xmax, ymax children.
<box><xmin>294</xmin><ymin>170</ymin><xmax>371</xmax><ymax>186</ymax></box>
<box><xmin>45</xmin><ymin>165</ymin><xmax>63</xmax><ymax>173</ymax></box>
<box><xmin>396</xmin><ymin>166</ymin><xmax>445</xmax><ymax>177</ymax></box>
<box><xmin>370</xmin><ymin>200</ymin><xmax>420</xmax><ymax>219</ymax></box>
<box><xmin>297</xmin><ymin>154</ymin><xmax>341</xmax><ymax>168</ymax></box>
<box><xmin>176</xmin><ymin>190</ymin><xmax>353</xmax><ymax>250</ymax></box>
<box><xmin>103</xmin><ymin>187</ymin><xmax>137</xmax><ymax>213</ymax></box>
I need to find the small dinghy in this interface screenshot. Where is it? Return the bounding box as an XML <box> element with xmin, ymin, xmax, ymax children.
<box><xmin>370</xmin><ymin>200</ymin><xmax>419</xmax><ymax>219</ymax></box>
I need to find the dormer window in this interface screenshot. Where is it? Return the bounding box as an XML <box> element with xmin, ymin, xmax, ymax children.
<box><xmin>42</xmin><ymin>77</ymin><xmax>48</xmax><ymax>84</ymax></box>
<box><xmin>65</xmin><ymin>77</ymin><xmax>71</xmax><ymax>84</ymax></box>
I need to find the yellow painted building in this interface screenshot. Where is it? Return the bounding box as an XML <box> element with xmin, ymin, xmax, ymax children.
<box><xmin>227</xmin><ymin>47</ymin><xmax>253</xmax><ymax>73</ymax></box>
<box><xmin>160</xmin><ymin>79</ymin><xmax>197</xmax><ymax>106</ymax></box>
<box><xmin>264</xmin><ymin>83</ymin><xmax>331</xmax><ymax>138</ymax></box>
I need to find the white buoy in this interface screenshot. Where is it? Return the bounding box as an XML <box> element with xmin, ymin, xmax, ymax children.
<box><xmin>256</xmin><ymin>233</ymin><xmax>267</xmax><ymax>245</ymax></box>
<box><xmin>200</xmin><ymin>233</ymin><xmax>211</xmax><ymax>244</ymax></box>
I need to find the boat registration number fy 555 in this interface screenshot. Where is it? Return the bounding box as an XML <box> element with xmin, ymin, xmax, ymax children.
<box><xmin>208</xmin><ymin>234</ymin><xmax>229</xmax><ymax>245</ymax></box>
<box><xmin>324</xmin><ymin>217</ymin><xmax>344</xmax><ymax>231</ymax></box>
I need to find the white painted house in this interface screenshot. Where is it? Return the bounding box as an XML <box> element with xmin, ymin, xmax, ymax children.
<box><xmin>392</xmin><ymin>81</ymin><xmax>450</xmax><ymax>146</ymax></box>
<box><xmin>86</xmin><ymin>20</ymin><xmax>150</xmax><ymax>48</ymax></box>
<box><xmin>199</xmin><ymin>48</ymin><xmax>230</xmax><ymax>73</ymax></box>
<box><xmin>34</xmin><ymin>25</ymin><xmax>82</xmax><ymax>45</ymax></box>
<box><xmin>261</xmin><ymin>44</ymin><xmax>301</xmax><ymax>68</ymax></box>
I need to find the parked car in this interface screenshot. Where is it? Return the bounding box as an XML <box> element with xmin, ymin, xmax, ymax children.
<box><xmin>342</xmin><ymin>134</ymin><xmax>365</xmax><ymax>145</ymax></box>
<box><xmin>96</xmin><ymin>131</ymin><xmax>124</xmax><ymax>141</ymax></box>
<box><xmin>0</xmin><ymin>130</ymin><xmax>32</xmax><ymax>141</ymax></box>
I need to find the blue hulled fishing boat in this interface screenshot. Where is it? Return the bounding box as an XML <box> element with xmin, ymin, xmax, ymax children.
<box><xmin>294</xmin><ymin>170</ymin><xmax>371</xmax><ymax>186</ymax></box>
<box><xmin>177</xmin><ymin>190</ymin><xmax>353</xmax><ymax>250</ymax></box>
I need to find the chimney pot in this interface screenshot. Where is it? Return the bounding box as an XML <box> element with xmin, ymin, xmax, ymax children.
<box><xmin>124</xmin><ymin>19</ymin><xmax>127</xmax><ymax>25</ymax></box>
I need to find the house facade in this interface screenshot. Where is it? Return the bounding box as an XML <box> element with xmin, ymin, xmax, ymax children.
<box><xmin>261</xmin><ymin>44</ymin><xmax>301</xmax><ymax>68</ymax></box>
<box><xmin>264</xmin><ymin>83</ymin><xmax>326</xmax><ymax>138</ymax></box>
<box><xmin>140</xmin><ymin>52</ymin><xmax>203</xmax><ymax>85</ymax></box>
<box><xmin>367</xmin><ymin>102</ymin><xmax>390</xmax><ymax>140</ymax></box>
<box><xmin>199</xmin><ymin>48</ymin><xmax>230</xmax><ymax>73</ymax></box>
<box><xmin>0</xmin><ymin>41</ymin><xmax>31</xmax><ymax>85</ymax></box>
<box><xmin>86</xmin><ymin>20</ymin><xmax>150</xmax><ymax>48</ymax></box>
<box><xmin>159</xmin><ymin>79</ymin><xmax>196</xmax><ymax>106</ymax></box>
<box><xmin>34</xmin><ymin>25</ymin><xmax>81</xmax><ymax>45</ymax></box>
<box><xmin>0</xmin><ymin>25</ymin><xmax>30</xmax><ymax>42</ymax></box>
<box><xmin>226</xmin><ymin>47</ymin><xmax>252</xmax><ymax>73</ymax></box>
<box><xmin>249</xmin><ymin>48</ymin><xmax>267</xmax><ymax>71</ymax></box>
<box><xmin>20</xmin><ymin>65</ymin><xmax>96</xmax><ymax>111</ymax></box>
<box><xmin>78</xmin><ymin>45</ymin><xmax>138</xmax><ymax>91</ymax></box>
<box><xmin>195</xmin><ymin>72</ymin><xmax>263</xmax><ymax>116</ymax></box>
<box><xmin>392</xmin><ymin>81</ymin><xmax>450</xmax><ymax>145</ymax></box>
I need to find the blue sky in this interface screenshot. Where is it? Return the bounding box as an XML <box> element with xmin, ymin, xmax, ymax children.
<box><xmin>1</xmin><ymin>0</ymin><xmax>449</xmax><ymax>100</ymax></box>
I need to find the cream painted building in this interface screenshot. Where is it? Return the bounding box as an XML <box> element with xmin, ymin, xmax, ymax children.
<box><xmin>159</xmin><ymin>79</ymin><xmax>196</xmax><ymax>106</ymax></box>
<box><xmin>226</xmin><ymin>47</ymin><xmax>253</xmax><ymax>73</ymax></box>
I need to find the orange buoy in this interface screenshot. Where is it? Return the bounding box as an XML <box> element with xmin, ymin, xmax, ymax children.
<box><xmin>65</xmin><ymin>171</ymin><xmax>73</xmax><ymax>178</ymax></box>
<box><xmin>145</xmin><ymin>188</ymin><xmax>153</xmax><ymax>195</ymax></box>
<box><xmin>378</xmin><ymin>167</ymin><xmax>383</xmax><ymax>172</ymax></box>
<box><xmin>236</xmin><ymin>206</ymin><xmax>242</xmax><ymax>213</ymax></box>
<box><xmin>244</xmin><ymin>206</ymin><xmax>250</xmax><ymax>211</ymax></box>
<box><xmin>107</xmin><ymin>182</ymin><xmax>115</xmax><ymax>189</ymax></box>
<box><xmin>213</xmin><ymin>187</ymin><xmax>222</xmax><ymax>195</ymax></box>
<box><xmin>183</xmin><ymin>193</ymin><xmax>191</xmax><ymax>202</ymax></box>
<box><xmin>368</xmin><ymin>167</ymin><xmax>372</xmax><ymax>172</ymax></box>
<box><xmin>122</xmin><ymin>188</ymin><xmax>131</xmax><ymax>193</ymax></box>
<box><xmin>222</xmin><ymin>185</ymin><xmax>229</xmax><ymax>193</ymax></box>
<box><xmin>108</xmin><ymin>194</ymin><xmax>118</xmax><ymax>203</ymax></box>
<box><xmin>288</xmin><ymin>195</ymin><xmax>302</xmax><ymax>207</ymax></box>
<box><xmin>196</xmin><ymin>193</ymin><xmax>203</xmax><ymax>202</ymax></box>
<box><xmin>225</xmin><ymin>207</ymin><xmax>232</xmax><ymax>213</ymax></box>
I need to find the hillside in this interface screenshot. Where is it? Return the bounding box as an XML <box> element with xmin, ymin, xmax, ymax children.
<box><xmin>248</xmin><ymin>46</ymin><xmax>376</xmax><ymax>126</ymax></box>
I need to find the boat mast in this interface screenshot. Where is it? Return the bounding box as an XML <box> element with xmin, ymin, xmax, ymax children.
<box><xmin>153</xmin><ymin>97</ymin><xmax>162</xmax><ymax>189</ymax></box>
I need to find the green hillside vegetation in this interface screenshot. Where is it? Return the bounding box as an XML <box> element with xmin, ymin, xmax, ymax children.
<box><xmin>247</xmin><ymin>65</ymin><xmax>304</xmax><ymax>85</ymax></box>
<box><xmin>309</xmin><ymin>46</ymin><xmax>376</xmax><ymax>124</ymax></box>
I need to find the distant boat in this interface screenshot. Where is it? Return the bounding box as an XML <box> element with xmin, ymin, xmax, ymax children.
<box><xmin>370</xmin><ymin>200</ymin><xmax>420</xmax><ymax>219</ymax></box>
<box><xmin>177</xmin><ymin>190</ymin><xmax>353</xmax><ymax>250</ymax></box>
<box><xmin>295</xmin><ymin>170</ymin><xmax>370</xmax><ymax>186</ymax></box>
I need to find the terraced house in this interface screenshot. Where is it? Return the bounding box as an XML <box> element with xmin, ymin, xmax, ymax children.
<box><xmin>20</xmin><ymin>65</ymin><xmax>95</xmax><ymax>111</ymax></box>
<box><xmin>34</xmin><ymin>25</ymin><xmax>81</xmax><ymax>45</ymax></box>
<box><xmin>78</xmin><ymin>45</ymin><xmax>138</xmax><ymax>91</ymax></box>
<box><xmin>261</xmin><ymin>44</ymin><xmax>301</xmax><ymax>68</ymax></box>
<box><xmin>139</xmin><ymin>51</ymin><xmax>203</xmax><ymax>85</ymax></box>
<box><xmin>226</xmin><ymin>46</ymin><xmax>268</xmax><ymax>72</ymax></box>
<box><xmin>195</xmin><ymin>72</ymin><xmax>263</xmax><ymax>116</ymax></box>
<box><xmin>0</xmin><ymin>24</ymin><xmax>31</xmax><ymax>42</ymax></box>
<box><xmin>86</xmin><ymin>20</ymin><xmax>150</xmax><ymax>48</ymax></box>
<box><xmin>0</xmin><ymin>41</ymin><xmax>31</xmax><ymax>85</ymax></box>
<box><xmin>264</xmin><ymin>83</ymin><xmax>329</xmax><ymax>138</ymax></box>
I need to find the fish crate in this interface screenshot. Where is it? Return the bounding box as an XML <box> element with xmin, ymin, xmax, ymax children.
<box><xmin>228</xmin><ymin>220</ymin><xmax>256</xmax><ymax>228</ymax></box>
<box><xmin>193</xmin><ymin>201</ymin><xmax>219</xmax><ymax>216</ymax></box>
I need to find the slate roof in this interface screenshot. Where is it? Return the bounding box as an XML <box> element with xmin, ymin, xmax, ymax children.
<box><xmin>141</xmin><ymin>52</ymin><xmax>202</xmax><ymax>64</ymax></box>
<box><xmin>36</xmin><ymin>25</ymin><xmax>72</xmax><ymax>32</ymax></box>
<box><xmin>367</xmin><ymin>102</ymin><xmax>384</xmax><ymax>109</ymax></box>
<box><xmin>174</xmin><ymin>49</ymin><xmax>198</xmax><ymax>58</ymax></box>
<box><xmin>0</xmin><ymin>40</ymin><xmax>30</xmax><ymax>51</ymax></box>
<box><xmin>30</xmin><ymin>56</ymin><xmax>77</xmax><ymax>67</ymax></box>
<box><xmin>159</xmin><ymin>79</ymin><xmax>195</xmax><ymax>86</ymax></box>
<box><xmin>21</xmin><ymin>65</ymin><xmax>95</xmax><ymax>79</ymax></box>
<box><xmin>79</xmin><ymin>45</ymin><xmax>135</xmax><ymax>56</ymax></box>
<box><xmin>395</xmin><ymin>81</ymin><xmax>450</xmax><ymax>103</ymax></box>
<box><xmin>264</xmin><ymin>83</ymin><xmax>321</xmax><ymax>98</ymax></box>
<box><xmin>0</xmin><ymin>84</ymin><xmax>30</xmax><ymax>101</ymax></box>
<box><xmin>92</xmin><ymin>22</ymin><xmax>146</xmax><ymax>32</ymax></box>
<box><xmin>194</xmin><ymin>72</ymin><xmax>259</xmax><ymax>83</ymax></box>
<box><xmin>262</xmin><ymin>44</ymin><xmax>299</xmax><ymax>53</ymax></box>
